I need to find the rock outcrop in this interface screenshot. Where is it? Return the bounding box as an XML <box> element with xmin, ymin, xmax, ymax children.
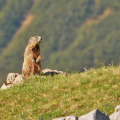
<box><xmin>53</xmin><ymin>108</ymin><xmax>119</xmax><ymax>120</ymax></box>
<box><xmin>42</xmin><ymin>68</ymin><xmax>67</xmax><ymax>76</ymax></box>
<box><xmin>53</xmin><ymin>116</ymin><xmax>78</xmax><ymax>120</ymax></box>
<box><xmin>1</xmin><ymin>73</ymin><xmax>23</xmax><ymax>90</ymax></box>
<box><xmin>78</xmin><ymin>109</ymin><xmax>109</xmax><ymax>120</ymax></box>
<box><xmin>110</xmin><ymin>105</ymin><xmax>120</xmax><ymax>120</ymax></box>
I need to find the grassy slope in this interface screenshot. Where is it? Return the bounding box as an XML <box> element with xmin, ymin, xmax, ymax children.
<box><xmin>0</xmin><ymin>66</ymin><xmax>120</xmax><ymax>119</ymax></box>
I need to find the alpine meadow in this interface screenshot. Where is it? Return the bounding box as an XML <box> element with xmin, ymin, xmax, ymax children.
<box><xmin>1</xmin><ymin>1</ymin><xmax>120</xmax><ymax>120</ymax></box>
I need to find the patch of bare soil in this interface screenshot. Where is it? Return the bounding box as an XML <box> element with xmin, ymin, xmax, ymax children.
<box><xmin>16</xmin><ymin>14</ymin><xmax>34</xmax><ymax>35</ymax></box>
<box><xmin>86</xmin><ymin>8</ymin><xmax>111</xmax><ymax>26</ymax></box>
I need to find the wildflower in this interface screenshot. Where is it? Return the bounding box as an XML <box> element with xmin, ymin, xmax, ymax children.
<box><xmin>94</xmin><ymin>103</ymin><xmax>96</xmax><ymax>106</ymax></box>
<box><xmin>21</xmin><ymin>116</ymin><xmax>24</xmax><ymax>118</ymax></box>
<box><xmin>53</xmin><ymin>102</ymin><xmax>55</xmax><ymax>105</ymax></box>
<box><xmin>40</xmin><ymin>117</ymin><xmax>43</xmax><ymax>119</ymax></box>
<box><xmin>111</xmin><ymin>110</ymin><xmax>113</xmax><ymax>113</ymax></box>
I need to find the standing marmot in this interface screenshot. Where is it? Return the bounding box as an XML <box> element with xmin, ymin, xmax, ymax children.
<box><xmin>22</xmin><ymin>36</ymin><xmax>42</xmax><ymax>77</ymax></box>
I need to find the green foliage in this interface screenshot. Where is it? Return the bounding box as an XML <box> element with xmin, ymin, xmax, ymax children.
<box><xmin>0</xmin><ymin>66</ymin><xmax>120</xmax><ymax>119</ymax></box>
<box><xmin>0</xmin><ymin>0</ymin><xmax>6</xmax><ymax>11</ymax></box>
<box><xmin>99</xmin><ymin>0</ymin><xmax>120</xmax><ymax>11</ymax></box>
<box><xmin>0</xmin><ymin>0</ymin><xmax>33</xmax><ymax>49</ymax></box>
<box><xmin>0</xmin><ymin>0</ymin><xmax>120</xmax><ymax>85</ymax></box>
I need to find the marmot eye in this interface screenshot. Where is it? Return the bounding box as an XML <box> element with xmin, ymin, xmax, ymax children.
<box><xmin>36</xmin><ymin>37</ymin><xmax>37</xmax><ymax>38</ymax></box>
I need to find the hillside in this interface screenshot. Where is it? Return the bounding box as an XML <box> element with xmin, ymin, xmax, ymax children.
<box><xmin>0</xmin><ymin>0</ymin><xmax>120</xmax><ymax>85</ymax></box>
<box><xmin>0</xmin><ymin>66</ymin><xmax>120</xmax><ymax>119</ymax></box>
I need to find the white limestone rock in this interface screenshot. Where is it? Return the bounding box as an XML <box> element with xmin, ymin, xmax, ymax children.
<box><xmin>42</xmin><ymin>68</ymin><xmax>67</xmax><ymax>76</ymax></box>
<box><xmin>110</xmin><ymin>105</ymin><xmax>120</xmax><ymax>120</ymax></box>
<box><xmin>1</xmin><ymin>73</ymin><xmax>23</xmax><ymax>90</ymax></box>
<box><xmin>53</xmin><ymin>117</ymin><xmax>66</xmax><ymax>120</ymax></box>
<box><xmin>0</xmin><ymin>83</ymin><xmax>11</xmax><ymax>90</ymax></box>
<box><xmin>53</xmin><ymin>116</ymin><xmax>78</xmax><ymax>120</ymax></box>
<box><xmin>66</xmin><ymin>116</ymin><xmax>78</xmax><ymax>120</ymax></box>
<box><xmin>79</xmin><ymin>109</ymin><xmax>110</xmax><ymax>120</ymax></box>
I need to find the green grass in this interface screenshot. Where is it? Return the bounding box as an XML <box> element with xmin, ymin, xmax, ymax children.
<box><xmin>0</xmin><ymin>65</ymin><xmax>120</xmax><ymax>119</ymax></box>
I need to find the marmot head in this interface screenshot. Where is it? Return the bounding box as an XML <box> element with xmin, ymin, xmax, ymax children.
<box><xmin>28</xmin><ymin>36</ymin><xmax>42</xmax><ymax>45</ymax></box>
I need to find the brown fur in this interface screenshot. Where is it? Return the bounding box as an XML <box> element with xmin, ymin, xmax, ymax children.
<box><xmin>22</xmin><ymin>36</ymin><xmax>42</xmax><ymax>77</ymax></box>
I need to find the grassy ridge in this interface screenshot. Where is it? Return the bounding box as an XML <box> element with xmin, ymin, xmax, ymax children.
<box><xmin>0</xmin><ymin>66</ymin><xmax>120</xmax><ymax>119</ymax></box>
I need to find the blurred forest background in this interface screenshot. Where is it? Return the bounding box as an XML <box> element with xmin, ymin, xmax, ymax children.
<box><xmin>0</xmin><ymin>0</ymin><xmax>120</xmax><ymax>86</ymax></box>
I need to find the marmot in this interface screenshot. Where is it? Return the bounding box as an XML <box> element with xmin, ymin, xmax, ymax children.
<box><xmin>22</xmin><ymin>36</ymin><xmax>42</xmax><ymax>77</ymax></box>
